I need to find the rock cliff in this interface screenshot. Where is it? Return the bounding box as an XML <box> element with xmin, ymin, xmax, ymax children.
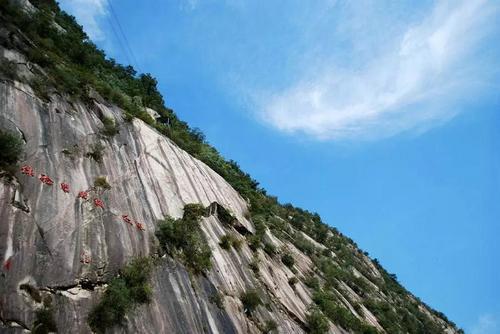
<box><xmin>0</xmin><ymin>1</ymin><xmax>462</xmax><ymax>333</ymax></box>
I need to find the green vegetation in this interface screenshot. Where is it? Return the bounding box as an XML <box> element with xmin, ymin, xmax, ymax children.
<box><xmin>263</xmin><ymin>242</ymin><xmax>277</xmax><ymax>257</ymax></box>
<box><xmin>0</xmin><ymin>129</ymin><xmax>23</xmax><ymax>176</ymax></box>
<box><xmin>61</xmin><ymin>145</ymin><xmax>80</xmax><ymax>159</ymax></box>
<box><xmin>304</xmin><ymin>274</ymin><xmax>320</xmax><ymax>290</ymax></box>
<box><xmin>0</xmin><ymin>58</ymin><xmax>19</xmax><ymax>81</ymax></box>
<box><xmin>101</xmin><ymin>116</ymin><xmax>119</xmax><ymax>137</ymax></box>
<box><xmin>312</xmin><ymin>289</ymin><xmax>378</xmax><ymax>333</ymax></box>
<box><xmin>219</xmin><ymin>233</ymin><xmax>242</xmax><ymax>251</ymax></box>
<box><xmin>246</xmin><ymin>215</ymin><xmax>267</xmax><ymax>251</ymax></box>
<box><xmin>32</xmin><ymin>307</ymin><xmax>57</xmax><ymax>334</ymax></box>
<box><xmin>219</xmin><ymin>235</ymin><xmax>232</xmax><ymax>250</ymax></box>
<box><xmin>288</xmin><ymin>276</ymin><xmax>298</xmax><ymax>286</ymax></box>
<box><xmin>263</xmin><ymin>319</ymin><xmax>278</xmax><ymax>333</ymax></box>
<box><xmin>240</xmin><ymin>289</ymin><xmax>262</xmax><ymax>316</ymax></box>
<box><xmin>156</xmin><ymin>204</ymin><xmax>212</xmax><ymax>273</ymax></box>
<box><xmin>291</xmin><ymin>232</ymin><xmax>317</xmax><ymax>256</ymax></box>
<box><xmin>88</xmin><ymin>257</ymin><xmax>153</xmax><ymax>333</ymax></box>
<box><xmin>94</xmin><ymin>176</ymin><xmax>111</xmax><ymax>190</ymax></box>
<box><xmin>215</xmin><ymin>204</ymin><xmax>237</xmax><ymax>226</ymax></box>
<box><xmin>281</xmin><ymin>253</ymin><xmax>295</xmax><ymax>269</ymax></box>
<box><xmin>249</xmin><ymin>255</ymin><xmax>260</xmax><ymax>276</ymax></box>
<box><xmin>305</xmin><ymin>307</ymin><xmax>330</xmax><ymax>334</ymax></box>
<box><xmin>86</xmin><ymin>142</ymin><xmax>105</xmax><ymax>163</ymax></box>
<box><xmin>209</xmin><ymin>291</ymin><xmax>224</xmax><ymax>310</ymax></box>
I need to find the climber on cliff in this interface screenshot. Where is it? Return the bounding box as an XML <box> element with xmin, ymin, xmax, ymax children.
<box><xmin>122</xmin><ymin>215</ymin><xmax>133</xmax><ymax>225</ymax></box>
<box><xmin>20</xmin><ymin>165</ymin><xmax>34</xmax><ymax>177</ymax></box>
<box><xmin>77</xmin><ymin>191</ymin><xmax>89</xmax><ymax>200</ymax></box>
<box><xmin>93</xmin><ymin>198</ymin><xmax>104</xmax><ymax>209</ymax></box>
<box><xmin>60</xmin><ymin>183</ymin><xmax>70</xmax><ymax>193</ymax></box>
<box><xmin>39</xmin><ymin>174</ymin><xmax>54</xmax><ymax>185</ymax></box>
<box><xmin>3</xmin><ymin>258</ymin><xmax>12</xmax><ymax>271</ymax></box>
<box><xmin>135</xmin><ymin>222</ymin><xmax>145</xmax><ymax>231</ymax></box>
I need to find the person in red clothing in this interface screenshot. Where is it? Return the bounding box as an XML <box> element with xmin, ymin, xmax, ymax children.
<box><xmin>77</xmin><ymin>191</ymin><xmax>89</xmax><ymax>200</ymax></box>
<box><xmin>20</xmin><ymin>165</ymin><xmax>34</xmax><ymax>177</ymax></box>
<box><xmin>93</xmin><ymin>198</ymin><xmax>104</xmax><ymax>209</ymax></box>
<box><xmin>60</xmin><ymin>183</ymin><xmax>70</xmax><ymax>193</ymax></box>
<box><xmin>39</xmin><ymin>174</ymin><xmax>54</xmax><ymax>185</ymax></box>
<box><xmin>135</xmin><ymin>222</ymin><xmax>145</xmax><ymax>231</ymax></box>
<box><xmin>3</xmin><ymin>258</ymin><xmax>12</xmax><ymax>271</ymax></box>
<box><xmin>122</xmin><ymin>215</ymin><xmax>133</xmax><ymax>225</ymax></box>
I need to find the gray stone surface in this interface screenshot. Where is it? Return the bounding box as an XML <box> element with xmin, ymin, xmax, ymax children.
<box><xmin>0</xmin><ymin>80</ymin><xmax>316</xmax><ymax>333</ymax></box>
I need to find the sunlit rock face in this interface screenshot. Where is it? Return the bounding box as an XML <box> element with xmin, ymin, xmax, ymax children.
<box><xmin>0</xmin><ymin>79</ymin><xmax>321</xmax><ymax>333</ymax></box>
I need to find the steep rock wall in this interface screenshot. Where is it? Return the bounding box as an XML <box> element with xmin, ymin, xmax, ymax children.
<box><xmin>0</xmin><ymin>80</ymin><xmax>319</xmax><ymax>333</ymax></box>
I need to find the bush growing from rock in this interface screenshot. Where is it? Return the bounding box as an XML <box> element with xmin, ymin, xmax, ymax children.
<box><xmin>219</xmin><ymin>233</ymin><xmax>241</xmax><ymax>251</ymax></box>
<box><xmin>263</xmin><ymin>242</ymin><xmax>277</xmax><ymax>257</ymax></box>
<box><xmin>305</xmin><ymin>307</ymin><xmax>329</xmax><ymax>334</ymax></box>
<box><xmin>240</xmin><ymin>289</ymin><xmax>262</xmax><ymax>315</ymax></box>
<box><xmin>263</xmin><ymin>319</ymin><xmax>278</xmax><ymax>333</ymax></box>
<box><xmin>94</xmin><ymin>176</ymin><xmax>111</xmax><ymax>190</ymax></box>
<box><xmin>101</xmin><ymin>116</ymin><xmax>119</xmax><ymax>137</ymax></box>
<box><xmin>0</xmin><ymin>58</ymin><xmax>19</xmax><ymax>80</ymax></box>
<box><xmin>86</xmin><ymin>142</ymin><xmax>105</xmax><ymax>163</ymax></box>
<box><xmin>209</xmin><ymin>291</ymin><xmax>224</xmax><ymax>309</ymax></box>
<box><xmin>281</xmin><ymin>253</ymin><xmax>295</xmax><ymax>269</ymax></box>
<box><xmin>0</xmin><ymin>129</ymin><xmax>23</xmax><ymax>175</ymax></box>
<box><xmin>288</xmin><ymin>276</ymin><xmax>299</xmax><ymax>286</ymax></box>
<box><xmin>156</xmin><ymin>204</ymin><xmax>212</xmax><ymax>273</ymax></box>
<box><xmin>32</xmin><ymin>307</ymin><xmax>57</xmax><ymax>334</ymax></box>
<box><xmin>88</xmin><ymin>258</ymin><xmax>153</xmax><ymax>333</ymax></box>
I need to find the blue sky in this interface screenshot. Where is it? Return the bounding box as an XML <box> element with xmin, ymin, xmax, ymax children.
<box><xmin>59</xmin><ymin>0</ymin><xmax>500</xmax><ymax>332</ymax></box>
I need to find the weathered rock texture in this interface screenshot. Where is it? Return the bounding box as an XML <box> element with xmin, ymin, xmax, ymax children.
<box><xmin>0</xmin><ymin>6</ymin><xmax>461</xmax><ymax>331</ymax></box>
<box><xmin>0</xmin><ymin>75</ymin><xmax>460</xmax><ymax>333</ymax></box>
<box><xmin>0</xmin><ymin>78</ymin><xmax>321</xmax><ymax>333</ymax></box>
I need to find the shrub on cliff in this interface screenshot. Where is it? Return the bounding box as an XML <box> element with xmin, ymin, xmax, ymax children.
<box><xmin>281</xmin><ymin>253</ymin><xmax>295</xmax><ymax>269</ymax></box>
<box><xmin>0</xmin><ymin>129</ymin><xmax>23</xmax><ymax>176</ymax></box>
<box><xmin>32</xmin><ymin>307</ymin><xmax>57</xmax><ymax>334</ymax></box>
<box><xmin>263</xmin><ymin>319</ymin><xmax>278</xmax><ymax>333</ymax></box>
<box><xmin>0</xmin><ymin>58</ymin><xmax>19</xmax><ymax>81</ymax></box>
<box><xmin>156</xmin><ymin>204</ymin><xmax>212</xmax><ymax>273</ymax></box>
<box><xmin>305</xmin><ymin>307</ymin><xmax>329</xmax><ymax>334</ymax></box>
<box><xmin>101</xmin><ymin>116</ymin><xmax>119</xmax><ymax>137</ymax></box>
<box><xmin>209</xmin><ymin>290</ymin><xmax>225</xmax><ymax>309</ymax></box>
<box><xmin>88</xmin><ymin>258</ymin><xmax>152</xmax><ymax>333</ymax></box>
<box><xmin>94</xmin><ymin>176</ymin><xmax>111</xmax><ymax>190</ymax></box>
<box><xmin>86</xmin><ymin>143</ymin><xmax>105</xmax><ymax>163</ymax></box>
<box><xmin>219</xmin><ymin>233</ymin><xmax>241</xmax><ymax>251</ymax></box>
<box><xmin>240</xmin><ymin>289</ymin><xmax>262</xmax><ymax>316</ymax></box>
<box><xmin>313</xmin><ymin>289</ymin><xmax>377</xmax><ymax>333</ymax></box>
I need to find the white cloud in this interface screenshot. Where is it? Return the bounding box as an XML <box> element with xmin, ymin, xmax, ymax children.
<box><xmin>180</xmin><ymin>0</ymin><xmax>199</xmax><ymax>11</ymax></box>
<box><xmin>58</xmin><ymin>0</ymin><xmax>108</xmax><ymax>41</ymax></box>
<box><xmin>259</xmin><ymin>0</ymin><xmax>499</xmax><ymax>140</ymax></box>
<box><xmin>470</xmin><ymin>314</ymin><xmax>499</xmax><ymax>334</ymax></box>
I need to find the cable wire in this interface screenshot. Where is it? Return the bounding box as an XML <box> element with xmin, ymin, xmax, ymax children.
<box><xmin>106</xmin><ymin>0</ymin><xmax>142</xmax><ymax>73</ymax></box>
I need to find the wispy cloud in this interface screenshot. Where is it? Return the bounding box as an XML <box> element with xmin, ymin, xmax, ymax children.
<box><xmin>258</xmin><ymin>0</ymin><xmax>499</xmax><ymax>140</ymax></box>
<box><xmin>470</xmin><ymin>314</ymin><xmax>499</xmax><ymax>334</ymax></box>
<box><xmin>58</xmin><ymin>0</ymin><xmax>109</xmax><ymax>41</ymax></box>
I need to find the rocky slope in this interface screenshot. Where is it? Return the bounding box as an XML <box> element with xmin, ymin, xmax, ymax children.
<box><xmin>0</xmin><ymin>1</ymin><xmax>461</xmax><ymax>333</ymax></box>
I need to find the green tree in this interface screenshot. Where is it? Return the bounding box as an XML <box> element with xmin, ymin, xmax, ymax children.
<box><xmin>306</xmin><ymin>308</ymin><xmax>329</xmax><ymax>334</ymax></box>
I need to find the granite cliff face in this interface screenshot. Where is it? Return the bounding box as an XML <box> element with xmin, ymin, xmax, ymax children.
<box><xmin>0</xmin><ymin>2</ymin><xmax>461</xmax><ymax>333</ymax></box>
<box><xmin>0</xmin><ymin>66</ymin><xmax>458</xmax><ymax>334</ymax></box>
<box><xmin>0</xmin><ymin>78</ymin><xmax>304</xmax><ymax>333</ymax></box>
<box><xmin>0</xmin><ymin>72</ymin><xmax>344</xmax><ymax>332</ymax></box>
